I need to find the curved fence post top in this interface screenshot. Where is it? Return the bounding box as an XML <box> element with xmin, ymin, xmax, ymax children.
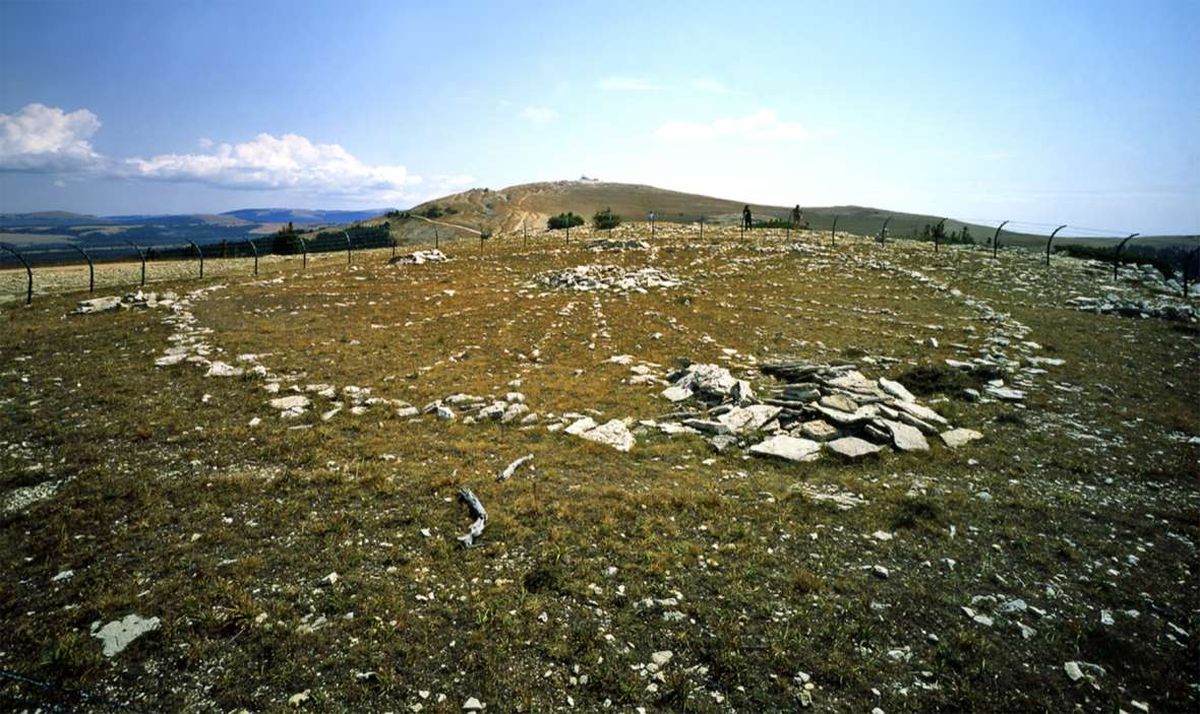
<box><xmin>0</xmin><ymin>242</ymin><xmax>34</xmax><ymax>305</ymax></box>
<box><xmin>122</xmin><ymin>239</ymin><xmax>147</xmax><ymax>286</ymax></box>
<box><xmin>991</xmin><ymin>220</ymin><xmax>1010</xmax><ymax>258</ymax></box>
<box><xmin>246</xmin><ymin>238</ymin><xmax>259</xmax><ymax>276</ymax></box>
<box><xmin>71</xmin><ymin>243</ymin><xmax>97</xmax><ymax>292</ymax></box>
<box><xmin>1045</xmin><ymin>224</ymin><xmax>1068</xmax><ymax>266</ymax></box>
<box><xmin>1113</xmin><ymin>232</ymin><xmax>1141</xmax><ymax>279</ymax></box>
<box><xmin>186</xmin><ymin>239</ymin><xmax>204</xmax><ymax>279</ymax></box>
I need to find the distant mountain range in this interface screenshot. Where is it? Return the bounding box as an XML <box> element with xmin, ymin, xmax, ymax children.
<box><xmin>0</xmin><ymin>208</ymin><xmax>394</xmax><ymax>229</ymax></box>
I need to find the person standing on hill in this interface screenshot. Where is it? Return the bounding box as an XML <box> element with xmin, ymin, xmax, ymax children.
<box><xmin>742</xmin><ymin>205</ymin><xmax>752</xmax><ymax>230</ymax></box>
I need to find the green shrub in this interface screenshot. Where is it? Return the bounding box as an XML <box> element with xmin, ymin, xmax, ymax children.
<box><xmin>592</xmin><ymin>207</ymin><xmax>621</xmax><ymax>231</ymax></box>
<box><xmin>547</xmin><ymin>212</ymin><xmax>584</xmax><ymax>230</ymax></box>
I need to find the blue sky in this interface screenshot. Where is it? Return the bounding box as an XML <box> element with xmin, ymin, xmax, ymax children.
<box><xmin>1</xmin><ymin>0</ymin><xmax>1197</xmax><ymax>234</ymax></box>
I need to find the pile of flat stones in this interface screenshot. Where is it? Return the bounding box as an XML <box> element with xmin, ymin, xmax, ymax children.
<box><xmin>644</xmin><ymin>360</ymin><xmax>983</xmax><ymax>462</ymax></box>
<box><xmin>1066</xmin><ymin>295</ymin><xmax>1196</xmax><ymax>322</ymax></box>
<box><xmin>533</xmin><ymin>264</ymin><xmax>682</xmax><ymax>292</ymax></box>
<box><xmin>74</xmin><ymin>289</ymin><xmax>176</xmax><ymax>314</ymax></box>
<box><xmin>420</xmin><ymin>391</ymin><xmax>533</xmax><ymax>426</ymax></box>
<box><xmin>584</xmin><ymin>238</ymin><xmax>650</xmax><ymax>252</ymax></box>
<box><xmin>388</xmin><ymin>249</ymin><xmax>448</xmax><ymax>265</ymax></box>
<box><xmin>1084</xmin><ymin>259</ymin><xmax>1189</xmax><ymax>296</ymax></box>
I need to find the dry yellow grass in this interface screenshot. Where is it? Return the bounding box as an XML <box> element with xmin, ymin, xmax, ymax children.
<box><xmin>1</xmin><ymin>223</ymin><xmax>1197</xmax><ymax>712</ymax></box>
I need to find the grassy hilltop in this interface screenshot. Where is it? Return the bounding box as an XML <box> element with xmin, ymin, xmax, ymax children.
<box><xmin>1</xmin><ymin>220</ymin><xmax>1197</xmax><ymax>711</ymax></box>
<box><xmin>381</xmin><ymin>180</ymin><xmax>1197</xmax><ymax>267</ymax></box>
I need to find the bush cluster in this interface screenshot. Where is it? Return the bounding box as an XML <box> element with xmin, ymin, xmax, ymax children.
<box><xmin>592</xmin><ymin>207</ymin><xmax>621</xmax><ymax>230</ymax></box>
<box><xmin>547</xmin><ymin>212</ymin><xmax>584</xmax><ymax>230</ymax></box>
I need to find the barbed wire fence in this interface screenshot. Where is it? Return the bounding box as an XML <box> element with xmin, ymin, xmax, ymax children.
<box><xmin>1</xmin><ymin>209</ymin><xmax>1197</xmax><ymax>306</ymax></box>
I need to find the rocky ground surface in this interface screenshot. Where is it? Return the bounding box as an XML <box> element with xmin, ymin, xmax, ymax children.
<box><xmin>1</xmin><ymin>224</ymin><xmax>1197</xmax><ymax>712</ymax></box>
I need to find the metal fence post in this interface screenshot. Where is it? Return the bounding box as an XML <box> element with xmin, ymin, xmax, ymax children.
<box><xmin>1184</xmin><ymin>245</ymin><xmax>1199</xmax><ymax>298</ymax></box>
<box><xmin>124</xmin><ymin>240</ymin><xmax>146</xmax><ymax>286</ymax></box>
<box><xmin>991</xmin><ymin>220</ymin><xmax>1010</xmax><ymax>259</ymax></box>
<box><xmin>298</xmin><ymin>235</ymin><xmax>308</xmax><ymax>269</ymax></box>
<box><xmin>343</xmin><ymin>231</ymin><xmax>352</xmax><ymax>265</ymax></box>
<box><xmin>1044</xmin><ymin>225</ymin><xmax>1068</xmax><ymax>266</ymax></box>
<box><xmin>831</xmin><ymin>215</ymin><xmax>839</xmax><ymax>246</ymax></box>
<box><xmin>71</xmin><ymin>244</ymin><xmax>95</xmax><ymax>292</ymax></box>
<box><xmin>186</xmin><ymin>240</ymin><xmax>204</xmax><ymax>278</ymax></box>
<box><xmin>0</xmin><ymin>243</ymin><xmax>32</xmax><ymax>305</ymax></box>
<box><xmin>879</xmin><ymin>216</ymin><xmax>892</xmax><ymax>245</ymax></box>
<box><xmin>247</xmin><ymin>239</ymin><xmax>259</xmax><ymax>276</ymax></box>
<box><xmin>1113</xmin><ymin>233</ymin><xmax>1141</xmax><ymax>279</ymax></box>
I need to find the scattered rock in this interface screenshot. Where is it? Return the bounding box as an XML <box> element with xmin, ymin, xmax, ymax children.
<box><xmin>389</xmin><ymin>249</ymin><xmax>448</xmax><ymax>265</ymax></box>
<box><xmin>269</xmin><ymin>395</ymin><xmax>311</xmax><ymax>419</ymax></box>
<box><xmin>91</xmin><ymin>614</ymin><xmax>161</xmax><ymax>657</ymax></box>
<box><xmin>535</xmin><ymin>264</ymin><xmax>681</xmax><ymax>292</ymax></box>
<box><xmin>940</xmin><ymin>428</ymin><xmax>984</xmax><ymax>448</ymax></box>
<box><xmin>576</xmin><ymin>419</ymin><xmax>635</xmax><ymax>452</ymax></box>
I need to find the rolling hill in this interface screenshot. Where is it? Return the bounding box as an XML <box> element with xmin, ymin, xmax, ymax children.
<box><xmin>375</xmin><ymin>181</ymin><xmax>1196</xmax><ymax>270</ymax></box>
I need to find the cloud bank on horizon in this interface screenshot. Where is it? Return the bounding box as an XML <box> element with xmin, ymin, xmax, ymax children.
<box><xmin>0</xmin><ymin>103</ymin><xmax>446</xmax><ymax>202</ymax></box>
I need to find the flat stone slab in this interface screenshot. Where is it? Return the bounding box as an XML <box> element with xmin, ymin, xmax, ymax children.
<box><xmin>894</xmin><ymin>400</ymin><xmax>949</xmax><ymax>426</ymax></box>
<box><xmin>682</xmin><ymin>418</ymin><xmax>732</xmax><ymax>435</ymax></box>
<box><xmin>815</xmin><ymin>404</ymin><xmax>876</xmax><ymax>426</ymax></box>
<box><xmin>717</xmin><ymin>405</ymin><xmax>781</xmax><ymax>433</ymax></box>
<box><xmin>827</xmin><ymin>370</ymin><xmax>876</xmax><ymax>392</ymax></box>
<box><xmin>660</xmin><ymin>385</ymin><xmax>692</xmax><ymax>402</ymax></box>
<box><xmin>564</xmin><ymin>417</ymin><xmax>597</xmax><ymax>435</ymax></box>
<box><xmin>749</xmin><ymin>435</ymin><xmax>822</xmax><ymax>463</ymax></box>
<box><xmin>577</xmin><ymin>419</ymin><xmax>635</xmax><ymax>452</ymax></box>
<box><xmin>881</xmin><ymin>419</ymin><xmax>929</xmax><ymax>452</ymax></box>
<box><xmin>879</xmin><ymin>377</ymin><xmax>916</xmax><ymax>403</ymax></box>
<box><xmin>940</xmin><ymin>428</ymin><xmax>984</xmax><ymax>448</ymax></box>
<box><xmin>74</xmin><ymin>296</ymin><xmax>123</xmax><ymax>314</ymax></box>
<box><xmin>798</xmin><ymin>419</ymin><xmax>839</xmax><ymax>442</ymax></box>
<box><xmin>985</xmin><ymin>385</ymin><xmax>1026</xmax><ymax>401</ymax></box>
<box><xmin>827</xmin><ymin>437</ymin><xmax>885</xmax><ymax>460</ymax></box>
<box><xmin>92</xmin><ymin>614</ymin><xmax>160</xmax><ymax>657</ymax></box>
<box><xmin>819</xmin><ymin>394</ymin><xmax>858</xmax><ymax>413</ymax></box>
<box><xmin>269</xmin><ymin>395</ymin><xmax>310</xmax><ymax>418</ymax></box>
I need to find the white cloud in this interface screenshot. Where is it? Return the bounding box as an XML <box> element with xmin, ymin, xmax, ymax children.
<box><xmin>690</xmin><ymin>78</ymin><xmax>732</xmax><ymax>94</ymax></box>
<box><xmin>656</xmin><ymin>110</ymin><xmax>810</xmax><ymax>142</ymax></box>
<box><xmin>598</xmin><ymin>77</ymin><xmax>659</xmax><ymax>92</ymax></box>
<box><xmin>121</xmin><ymin>132</ymin><xmax>420</xmax><ymax>198</ymax></box>
<box><xmin>520</xmin><ymin>106</ymin><xmax>558</xmax><ymax>124</ymax></box>
<box><xmin>0</xmin><ymin>103</ymin><xmax>104</xmax><ymax>172</ymax></box>
<box><xmin>0</xmin><ymin>104</ymin><xmax>449</xmax><ymax>201</ymax></box>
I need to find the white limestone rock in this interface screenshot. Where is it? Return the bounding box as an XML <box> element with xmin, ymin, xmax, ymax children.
<box><xmin>91</xmin><ymin>614</ymin><xmax>160</xmax><ymax>657</ymax></box>
<box><xmin>827</xmin><ymin>437</ymin><xmax>885</xmax><ymax>460</ymax></box>
<box><xmin>749</xmin><ymin>435</ymin><xmax>822</xmax><ymax>463</ymax></box>
<box><xmin>940</xmin><ymin>428</ymin><xmax>984</xmax><ymax>448</ymax></box>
